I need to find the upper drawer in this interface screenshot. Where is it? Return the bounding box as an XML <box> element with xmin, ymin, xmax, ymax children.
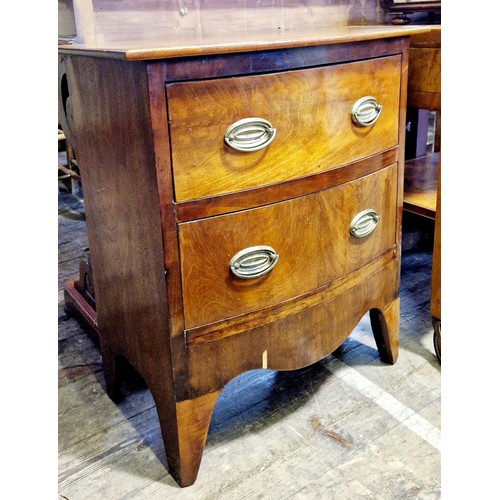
<box><xmin>178</xmin><ymin>163</ymin><xmax>397</xmax><ymax>329</ymax></box>
<box><xmin>167</xmin><ymin>55</ymin><xmax>401</xmax><ymax>202</ymax></box>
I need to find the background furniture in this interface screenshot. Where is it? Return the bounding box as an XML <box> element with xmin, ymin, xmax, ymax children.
<box><xmin>59</xmin><ymin>24</ymin><xmax>429</xmax><ymax>487</ymax></box>
<box><xmin>58</xmin><ymin>128</ymin><xmax>80</xmax><ymax>192</ymax></box>
<box><xmin>384</xmin><ymin>0</ymin><xmax>441</xmax><ymax>24</ymax></box>
<box><xmin>403</xmin><ymin>26</ymin><xmax>441</xmax><ymax>361</ymax></box>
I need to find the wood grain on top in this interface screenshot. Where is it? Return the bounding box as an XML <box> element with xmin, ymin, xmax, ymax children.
<box><xmin>58</xmin><ymin>25</ymin><xmax>430</xmax><ymax>60</ymax></box>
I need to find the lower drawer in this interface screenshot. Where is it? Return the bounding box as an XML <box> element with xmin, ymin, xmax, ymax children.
<box><xmin>184</xmin><ymin>250</ymin><xmax>399</xmax><ymax>397</ymax></box>
<box><xmin>178</xmin><ymin>163</ymin><xmax>397</xmax><ymax>329</ymax></box>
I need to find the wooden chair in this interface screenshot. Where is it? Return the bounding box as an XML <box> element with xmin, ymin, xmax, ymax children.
<box><xmin>58</xmin><ymin>129</ymin><xmax>80</xmax><ymax>186</ymax></box>
<box><xmin>58</xmin><ymin>56</ymin><xmax>81</xmax><ymax>193</ymax></box>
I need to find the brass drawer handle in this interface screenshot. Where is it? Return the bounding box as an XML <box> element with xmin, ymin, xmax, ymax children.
<box><xmin>351</xmin><ymin>96</ymin><xmax>382</xmax><ymax>127</ymax></box>
<box><xmin>229</xmin><ymin>245</ymin><xmax>279</xmax><ymax>279</ymax></box>
<box><xmin>224</xmin><ymin>118</ymin><xmax>276</xmax><ymax>152</ymax></box>
<box><xmin>350</xmin><ymin>209</ymin><xmax>380</xmax><ymax>238</ymax></box>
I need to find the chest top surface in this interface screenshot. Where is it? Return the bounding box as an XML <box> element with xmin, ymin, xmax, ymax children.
<box><xmin>58</xmin><ymin>25</ymin><xmax>430</xmax><ymax>60</ymax></box>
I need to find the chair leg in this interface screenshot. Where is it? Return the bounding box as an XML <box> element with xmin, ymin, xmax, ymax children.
<box><xmin>369</xmin><ymin>298</ymin><xmax>400</xmax><ymax>364</ymax></box>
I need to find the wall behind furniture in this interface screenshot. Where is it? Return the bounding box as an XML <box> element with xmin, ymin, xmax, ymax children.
<box><xmin>59</xmin><ymin>0</ymin><xmax>77</xmax><ymax>37</ymax></box>
<box><xmin>59</xmin><ymin>1</ymin><xmax>386</xmax><ymax>43</ymax></box>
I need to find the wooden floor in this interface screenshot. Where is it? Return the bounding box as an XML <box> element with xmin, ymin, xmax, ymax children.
<box><xmin>58</xmin><ymin>184</ymin><xmax>441</xmax><ymax>499</ymax></box>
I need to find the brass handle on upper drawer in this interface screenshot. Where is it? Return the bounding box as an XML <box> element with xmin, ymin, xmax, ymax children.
<box><xmin>224</xmin><ymin>118</ymin><xmax>276</xmax><ymax>152</ymax></box>
<box><xmin>350</xmin><ymin>209</ymin><xmax>380</xmax><ymax>238</ymax></box>
<box><xmin>229</xmin><ymin>245</ymin><xmax>279</xmax><ymax>279</ymax></box>
<box><xmin>351</xmin><ymin>96</ymin><xmax>382</xmax><ymax>127</ymax></box>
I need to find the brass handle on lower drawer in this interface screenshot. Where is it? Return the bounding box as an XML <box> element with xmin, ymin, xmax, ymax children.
<box><xmin>224</xmin><ymin>118</ymin><xmax>276</xmax><ymax>152</ymax></box>
<box><xmin>350</xmin><ymin>209</ymin><xmax>380</xmax><ymax>238</ymax></box>
<box><xmin>229</xmin><ymin>245</ymin><xmax>279</xmax><ymax>279</ymax></box>
<box><xmin>351</xmin><ymin>96</ymin><xmax>382</xmax><ymax>127</ymax></box>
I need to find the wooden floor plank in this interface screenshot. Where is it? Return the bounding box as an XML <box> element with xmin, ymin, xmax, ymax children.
<box><xmin>58</xmin><ymin>183</ymin><xmax>440</xmax><ymax>498</ymax></box>
<box><xmin>288</xmin><ymin>420</ymin><xmax>440</xmax><ymax>499</ymax></box>
<box><xmin>134</xmin><ymin>372</ymin><xmax>411</xmax><ymax>499</ymax></box>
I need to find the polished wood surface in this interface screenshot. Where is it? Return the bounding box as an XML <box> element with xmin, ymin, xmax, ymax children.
<box><xmin>59</xmin><ymin>182</ymin><xmax>441</xmax><ymax>498</ymax></box>
<box><xmin>431</xmin><ymin>174</ymin><xmax>441</xmax><ymax>362</ymax></box>
<box><xmin>403</xmin><ymin>152</ymin><xmax>439</xmax><ymax>218</ymax></box>
<box><xmin>404</xmin><ymin>27</ymin><xmax>440</xmax><ymax>217</ymax></box>
<box><xmin>407</xmin><ymin>26</ymin><xmax>441</xmax><ymax>110</ymax></box>
<box><xmin>168</xmin><ymin>56</ymin><xmax>400</xmax><ymax>201</ymax></box>
<box><xmin>185</xmin><ymin>250</ymin><xmax>398</xmax><ymax>347</ymax></box>
<box><xmin>408</xmin><ymin>26</ymin><xmax>441</xmax><ymax>48</ymax></box>
<box><xmin>431</xmin><ymin>170</ymin><xmax>441</xmax><ymax>321</ymax></box>
<box><xmin>175</xmin><ymin>148</ymin><xmax>398</xmax><ymax>221</ymax></box>
<box><xmin>162</xmin><ymin>38</ymin><xmax>405</xmax><ymax>83</ymax></box>
<box><xmin>66</xmin><ymin>56</ymin><xmax>172</xmax><ymax>386</ymax></box>
<box><xmin>146</xmin><ymin>62</ymin><xmax>188</xmax><ymax>389</ymax></box>
<box><xmin>61</xmin><ymin>32</ymin><xmax>413</xmax><ymax>487</ymax></box>
<box><xmin>59</xmin><ymin>24</ymin><xmax>429</xmax><ymax>60</ymax></box>
<box><xmin>408</xmin><ymin>46</ymin><xmax>441</xmax><ymax>94</ymax></box>
<box><xmin>174</xmin><ymin>392</ymin><xmax>220</xmax><ymax>487</ymax></box>
<box><xmin>404</xmin><ymin>25</ymin><xmax>440</xmax><ymax>361</ymax></box>
<box><xmin>180</xmin><ymin>164</ymin><xmax>397</xmax><ymax>328</ymax></box>
<box><xmin>185</xmin><ymin>251</ymin><xmax>400</xmax><ymax>397</ymax></box>
<box><xmin>395</xmin><ymin>37</ymin><xmax>410</xmax><ymax>261</ymax></box>
<box><xmin>62</xmin><ymin>55</ymin><xmax>191</xmax><ymax>484</ymax></box>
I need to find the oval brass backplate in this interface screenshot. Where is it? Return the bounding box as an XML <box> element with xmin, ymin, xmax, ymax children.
<box><xmin>224</xmin><ymin>117</ymin><xmax>276</xmax><ymax>152</ymax></box>
<box><xmin>229</xmin><ymin>245</ymin><xmax>279</xmax><ymax>279</ymax></box>
<box><xmin>351</xmin><ymin>96</ymin><xmax>382</xmax><ymax>127</ymax></box>
<box><xmin>349</xmin><ymin>209</ymin><xmax>381</xmax><ymax>238</ymax></box>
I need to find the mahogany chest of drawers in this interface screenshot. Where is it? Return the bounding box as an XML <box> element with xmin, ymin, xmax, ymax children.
<box><xmin>60</xmin><ymin>26</ymin><xmax>427</xmax><ymax>487</ymax></box>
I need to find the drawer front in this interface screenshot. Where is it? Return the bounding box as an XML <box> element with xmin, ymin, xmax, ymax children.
<box><xmin>179</xmin><ymin>164</ymin><xmax>397</xmax><ymax>328</ymax></box>
<box><xmin>167</xmin><ymin>55</ymin><xmax>401</xmax><ymax>202</ymax></box>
